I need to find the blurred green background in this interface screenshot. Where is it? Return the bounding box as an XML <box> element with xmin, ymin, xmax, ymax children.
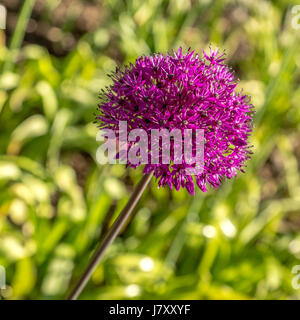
<box><xmin>0</xmin><ymin>0</ymin><xmax>300</xmax><ymax>300</ymax></box>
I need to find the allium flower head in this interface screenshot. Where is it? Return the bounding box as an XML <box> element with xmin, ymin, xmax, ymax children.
<box><xmin>96</xmin><ymin>48</ymin><xmax>254</xmax><ymax>195</ymax></box>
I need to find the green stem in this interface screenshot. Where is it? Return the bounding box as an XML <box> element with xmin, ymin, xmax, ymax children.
<box><xmin>67</xmin><ymin>172</ymin><xmax>153</xmax><ymax>300</ymax></box>
<box><xmin>3</xmin><ymin>0</ymin><xmax>35</xmax><ymax>72</ymax></box>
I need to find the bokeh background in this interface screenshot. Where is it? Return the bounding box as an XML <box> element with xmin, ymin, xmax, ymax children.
<box><xmin>0</xmin><ymin>0</ymin><xmax>300</xmax><ymax>300</ymax></box>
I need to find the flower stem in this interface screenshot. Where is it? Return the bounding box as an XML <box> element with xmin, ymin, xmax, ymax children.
<box><xmin>67</xmin><ymin>172</ymin><xmax>153</xmax><ymax>300</ymax></box>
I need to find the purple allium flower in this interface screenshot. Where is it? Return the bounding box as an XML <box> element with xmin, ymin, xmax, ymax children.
<box><xmin>96</xmin><ymin>48</ymin><xmax>254</xmax><ymax>195</ymax></box>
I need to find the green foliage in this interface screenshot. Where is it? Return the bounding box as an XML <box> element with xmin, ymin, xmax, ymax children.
<box><xmin>0</xmin><ymin>0</ymin><xmax>300</xmax><ymax>300</ymax></box>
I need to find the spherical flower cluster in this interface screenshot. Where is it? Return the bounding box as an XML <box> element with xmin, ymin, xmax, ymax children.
<box><xmin>96</xmin><ymin>48</ymin><xmax>254</xmax><ymax>195</ymax></box>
